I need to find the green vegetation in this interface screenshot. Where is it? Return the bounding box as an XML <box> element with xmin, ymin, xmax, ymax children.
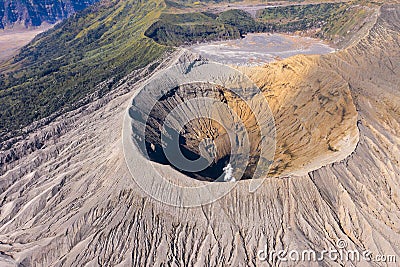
<box><xmin>258</xmin><ymin>2</ymin><xmax>348</xmax><ymax>32</ymax></box>
<box><xmin>0</xmin><ymin>0</ymin><xmax>375</xmax><ymax>139</ymax></box>
<box><xmin>145</xmin><ymin>2</ymin><xmax>373</xmax><ymax>46</ymax></box>
<box><xmin>0</xmin><ymin>0</ymin><xmax>169</xmax><ymax>137</ymax></box>
<box><xmin>217</xmin><ymin>9</ymin><xmax>257</xmax><ymax>34</ymax></box>
<box><xmin>258</xmin><ymin>2</ymin><xmax>340</xmax><ymax>21</ymax></box>
<box><xmin>257</xmin><ymin>1</ymin><xmax>374</xmax><ymax>37</ymax></box>
<box><xmin>144</xmin><ymin>12</ymin><xmax>241</xmax><ymax>46</ymax></box>
<box><xmin>318</xmin><ymin>4</ymin><xmax>373</xmax><ymax>41</ymax></box>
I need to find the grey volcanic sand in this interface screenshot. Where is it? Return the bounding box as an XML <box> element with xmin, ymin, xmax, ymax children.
<box><xmin>188</xmin><ymin>33</ymin><xmax>335</xmax><ymax>66</ymax></box>
<box><xmin>0</xmin><ymin>25</ymin><xmax>53</xmax><ymax>64</ymax></box>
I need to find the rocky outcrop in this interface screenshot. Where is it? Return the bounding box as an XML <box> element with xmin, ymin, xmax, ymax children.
<box><xmin>0</xmin><ymin>4</ymin><xmax>399</xmax><ymax>267</ymax></box>
<box><xmin>0</xmin><ymin>0</ymin><xmax>99</xmax><ymax>29</ymax></box>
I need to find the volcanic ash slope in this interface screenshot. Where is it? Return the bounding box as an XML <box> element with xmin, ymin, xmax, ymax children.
<box><xmin>0</xmin><ymin>4</ymin><xmax>399</xmax><ymax>267</ymax></box>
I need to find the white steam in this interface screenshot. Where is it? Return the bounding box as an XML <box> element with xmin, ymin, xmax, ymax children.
<box><xmin>223</xmin><ymin>164</ymin><xmax>236</xmax><ymax>182</ymax></box>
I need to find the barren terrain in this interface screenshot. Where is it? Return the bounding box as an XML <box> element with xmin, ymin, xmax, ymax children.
<box><xmin>0</xmin><ymin>26</ymin><xmax>53</xmax><ymax>64</ymax></box>
<box><xmin>0</xmin><ymin>3</ymin><xmax>398</xmax><ymax>267</ymax></box>
<box><xmin>189</xmin><ymin>33</ymin><xmax>335</xmax><ymax>66</ymax></box>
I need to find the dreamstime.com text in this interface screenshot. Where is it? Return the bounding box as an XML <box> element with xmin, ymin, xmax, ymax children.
<box><xmin>258</xmin><ymin>240</ymin><xmax>397</xmax><ymax>264</ymax></box>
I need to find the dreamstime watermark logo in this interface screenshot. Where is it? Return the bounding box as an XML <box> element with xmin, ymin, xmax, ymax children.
<box><xmin>122</xmin><ymin>60</ymin><xmax>276</xmax><ymax>207</ymax></box>
<box><xmin>257</xmin><ymin>239</ymin><xmax>397</xmax><ymax>264</ymax></box>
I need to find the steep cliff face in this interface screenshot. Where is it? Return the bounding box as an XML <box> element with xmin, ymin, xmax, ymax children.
<box><xmin>0</xmin><ymin>0</ymin><xmax>99</xmax><ymax>29</ymax></box>
<box><xmin>241</xmin><ymin>55</ymin><xmax>360</xmax><ymax>177</ymax></box>
<box><xmin>0</xmin><ymin>4</ymin><xmax>399</xmax><ymax>267</ymax></box>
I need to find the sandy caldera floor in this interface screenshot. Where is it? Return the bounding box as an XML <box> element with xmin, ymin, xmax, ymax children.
<box><xmin>0</xmin><ymin>25</ymin><xmax>53</xmax><ymax>64</ymax></box>
<box><xmin>188</xmin><ymin>33</ymin><xmax>335</xmax><ymax>66</ymax></box>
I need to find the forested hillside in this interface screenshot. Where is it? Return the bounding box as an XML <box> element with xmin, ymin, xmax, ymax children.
<box><xmin>0</xmin><ymin>0</ymin><xmax>376</xmax><ymax>140</ymax></box>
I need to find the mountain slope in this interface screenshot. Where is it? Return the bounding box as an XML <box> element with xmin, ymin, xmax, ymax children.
<box><xmin>0</xmin><ymin>3</ymin><xmax>398</xmax><ymax>266</ymax></box>
<box><xmin>0</xmin><ymin>0</ymin><xmax>169</xmax><ymax>139</ymax></box>
<box><xmin>0</xmin><ymin>0</ymin><xmax>375</xmax><ymax>142</ymax></box>
<box><xmin>0</xmin><ymin>0</ymin><xmax>99</xmax><ymax>29</ymax></box>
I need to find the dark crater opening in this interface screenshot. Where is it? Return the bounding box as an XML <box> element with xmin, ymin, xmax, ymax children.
<box><xmin>130</xmin><ymin>82</ymin><xmax>272</xmax><ymax>182</ymax></box>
